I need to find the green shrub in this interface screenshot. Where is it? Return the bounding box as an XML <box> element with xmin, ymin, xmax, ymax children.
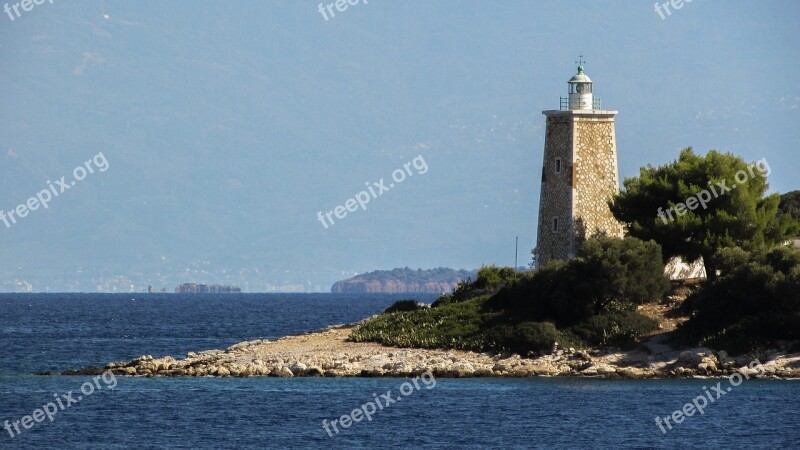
<box><xmin>674</xmin><ymin>246</ymin><xmax>800</xmax><ymax>354</ymax></box>
<box><xmin>351</xmin><ymin>295</ymin><xmax>495</xmax><ymax>352</ymax></box>
<box><xmin>483</xmin><ymin>321</ymin><xmax>565</xmax><ymax>355</ymax></box>
<box><xmin>578</xmin><ymin>236</ymin><xmax>670</xmax><ymax>306</ymax></box>
<box><xmin>498</xmin><ymin>267</ymin><xmax>517</xmax><ymax>282</ymax></box>
<box><xmin>431</xmin><ymin>277</ymin><xmax>480</xmax><ymax>308</ymax></box>
<box><xmin>566</xmin><ymin>311</ymin><xmax>659</xmax><ymax>349</ymax></box>
<box><xmin>494</xmin><ymin>237</ymin><xmax>668</xmax><ymax>325</ymax></box>
<box><xmin>475</xmin><ymin>265</ymin><xmax>517</xmax><ymax>290</ymax></box>
<box><xmin>451</xmin><ymin>277</ymin><xmax>483</xmax><ymax>302</ymax></box>
<box><xmin>383</xmin><ymin>300</ymin><xmax>426</xmax><ymax>314</ymax></box>
<box><xmin>476</xmin><ymin>266</ymin><xmax>501</xmax><ymax>288</ymax></box>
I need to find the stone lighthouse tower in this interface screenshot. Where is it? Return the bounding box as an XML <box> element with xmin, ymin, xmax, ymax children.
<box><xmin>535</xmin><ymin>60</ymin><xmax>624</xmax><ymax>268</ymax></box>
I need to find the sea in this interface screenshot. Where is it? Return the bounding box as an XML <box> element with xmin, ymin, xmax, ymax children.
<box><xmin>1</xmin><ymin>293</ymin><xmax>798</xmax><ymax>449</ymax></box>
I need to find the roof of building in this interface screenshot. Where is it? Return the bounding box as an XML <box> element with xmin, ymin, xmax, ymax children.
<box><xmin>569</xmin><ymin>65</ymin><xmax>592</xmax><ymax>83</ymax></box>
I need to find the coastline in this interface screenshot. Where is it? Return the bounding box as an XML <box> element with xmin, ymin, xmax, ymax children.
<box><xmin>63</xmin><ymin>320</ymin><xmax>800</xmax><ymax>380</ymax></box>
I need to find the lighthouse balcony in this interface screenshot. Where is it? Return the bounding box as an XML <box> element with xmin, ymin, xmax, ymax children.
<box><xmin>560</xmin><ymin>97</ymin><xmax>602</xmax><ymax>110</ymax></box>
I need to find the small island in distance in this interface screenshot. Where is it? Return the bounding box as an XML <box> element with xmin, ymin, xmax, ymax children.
<box><xmin>331</xmin><ymin>267</ymin><xmax>477</xmax><ymax>294</ymax></box>
<box><xmin>174</xmin><ymin>283</ymin><xmax>242</xmax><ymax>294</ymax></box>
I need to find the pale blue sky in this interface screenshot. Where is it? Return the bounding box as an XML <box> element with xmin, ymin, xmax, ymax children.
<box><xmin>0</xmin><ymin>1</ymin><xmax>798</xmax><ymax>291</ymax></box>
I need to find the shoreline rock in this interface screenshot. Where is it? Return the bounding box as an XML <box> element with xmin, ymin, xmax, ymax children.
<box><xmin>62</xmin><ymin>323</ymin><xmax>800</xmax><ymax>380</ymax></box>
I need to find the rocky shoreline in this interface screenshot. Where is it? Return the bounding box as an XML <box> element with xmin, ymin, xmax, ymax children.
<box><xmin>63</xmin><ymin>322</ymin><xmax>800</xmax><ymax>380</ymax></box>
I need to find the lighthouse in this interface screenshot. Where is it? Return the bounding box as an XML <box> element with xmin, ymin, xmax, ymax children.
<box><xmin>535</xmin><ymin>59</ymin><xmax>624</xmax><ymax>268</ymax></box>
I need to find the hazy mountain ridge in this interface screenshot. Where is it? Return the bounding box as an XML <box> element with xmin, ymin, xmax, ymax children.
<box><xmin>331</xmin><ymin>267</ymin><xmax>476</xmax><ymax>294</ymax></box>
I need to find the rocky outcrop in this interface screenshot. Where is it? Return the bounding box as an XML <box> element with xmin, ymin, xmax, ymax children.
<box><xmin>63</xmin><ymin>324</ymin><xmax>800</xmax><ymax>380</ymax></box>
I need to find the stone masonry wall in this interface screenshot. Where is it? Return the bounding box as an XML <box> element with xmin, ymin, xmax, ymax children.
<box><xmin>574</xmin><ymin>118</ymin><xmax>624</xmax><ymax>240</ymax></box>
<box><xmin>536</xmin><ymin>116</ymin><xmax>573</xmax><ymax>267</ymax></box>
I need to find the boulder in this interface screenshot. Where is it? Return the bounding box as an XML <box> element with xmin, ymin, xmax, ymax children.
<box><xmin>529</xmin><ymin>363</ymin><xmax>559</xmax><ymax>376</ymax></box>
<box><xmin>305</xmin><ymin>367</ymin><xmax>325</xmax><ymax>377</ymax></box>
<box><xmin>273</xmin><ymin>366</ymin><xmax>294</xmax><ymax>377</ymax></box>
<box><xmin>697</xmin><ymin>360</ymin><xmax>718</xmax><ymax>374</ymax></box>
<box><xmin>737</xmin><ymin>366</ymin><xmax>761</xmax><ymax>378</ymax></box>
<box><xmin>678</xmin><ymin>351</ymin><xmax>703</xmax><ymax>367</ymax></box>
<box><xmin>594</xmin><ymin>364</ymin><xmax>618</xmax><ymax>375</ymax></box>
<box><xmin>474</xmin><ymin>367</ymin><xmax>494</xmax><ymax>377</ymax></box>
<box><xmin>360</xmin><ymin>368</ymin><xmax>386</xmax><ymax>377</ymax></box>
<box><xmin>449</xmin><ymin>362</ymin><xmax>475</xmax><ymax>377</ymax></box>
<box><xmin>673</xmin><ymin>367</ymin><xmax>696</xmax><ymax>377</ymax></box>
<box><xmin>289</xmin><ymin>362</ymin><xmax>307</xmax><ymax>375</ymax></box>
<box><xmin>618</xmin><ymin>367</ymin><xmax>649</xmax><ymax>379</ymax></box>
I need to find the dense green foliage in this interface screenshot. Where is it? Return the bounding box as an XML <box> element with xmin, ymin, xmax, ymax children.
<box><xmin>779</xmin><ymin>190</ymin><xmax>800</xmax><ymax>217</ymax></box>
<box><xmin>481</xmin><ymin>321</ymin><xmax>565</xmax><ymax>355</ymax></box>
<box><xmin>493</xmin><ymin>237</ymin><xmax>669</xmax><ymax>324</ymax></box>
<box><xmin>779</xmin><ymin>190</ymin><xmax>800</xmax><ymax>237</ymax></box>
<box><xmin>351</xmin><ymin>237</ymin><xmax>664</xmax><ymax>354</ymax></box>
<box><xmin>351</xmin><ymin>294</ymin><xmax>516</xmax><ymax>352</ymax></box>
<box><xmin>610</xmin><ymin>148</ymin><xmax>796</xmax><ymax>280</ymax></box>
<box><xmin>674</xmin><ymin>246</ymin><xmax>800</xmax><ymax>354</ymax></box>
<box><xmin>564</xmin><ymin>311</ymin><xmax>660</xmax><ymax>349</ymax></box>
<box><xmin>474</xmin><ymin>265</ymin><xmax>517</xmax><ymax>289</ymax></box>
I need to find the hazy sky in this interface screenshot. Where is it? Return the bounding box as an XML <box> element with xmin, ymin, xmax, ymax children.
<box><xmin>1</xmin><ymin>1</ymin><xmax>798</xmax><ymax>291</ymax></box>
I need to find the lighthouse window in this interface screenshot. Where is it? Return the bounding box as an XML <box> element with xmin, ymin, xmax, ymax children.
<box><xmin>552</xmin><ymin>217</ymin><xmax>559</xmax><ymax>233</ymax></box>
<box><xmin>554</xmin><ymin>158</ymin><xmax>562</xmax><ymax>174</ymax></box>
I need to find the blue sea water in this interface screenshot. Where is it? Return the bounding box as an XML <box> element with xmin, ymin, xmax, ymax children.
<box><xmin>1</xmin><ymin>294</ymin><xmax>798</xmax><ymax>449</ymax></box>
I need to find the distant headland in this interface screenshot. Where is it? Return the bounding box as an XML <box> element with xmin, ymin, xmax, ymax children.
<box><xmin>331</xmin><ymin>267</ymin><xmax>476</xmax><ymax>294</ymax></box>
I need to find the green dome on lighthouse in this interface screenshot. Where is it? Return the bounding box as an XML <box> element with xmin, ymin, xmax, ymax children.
<box><xmin>569</xmin><ymin>65</ymin><xmax>592</xmax><ymax>84</ymax></box>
